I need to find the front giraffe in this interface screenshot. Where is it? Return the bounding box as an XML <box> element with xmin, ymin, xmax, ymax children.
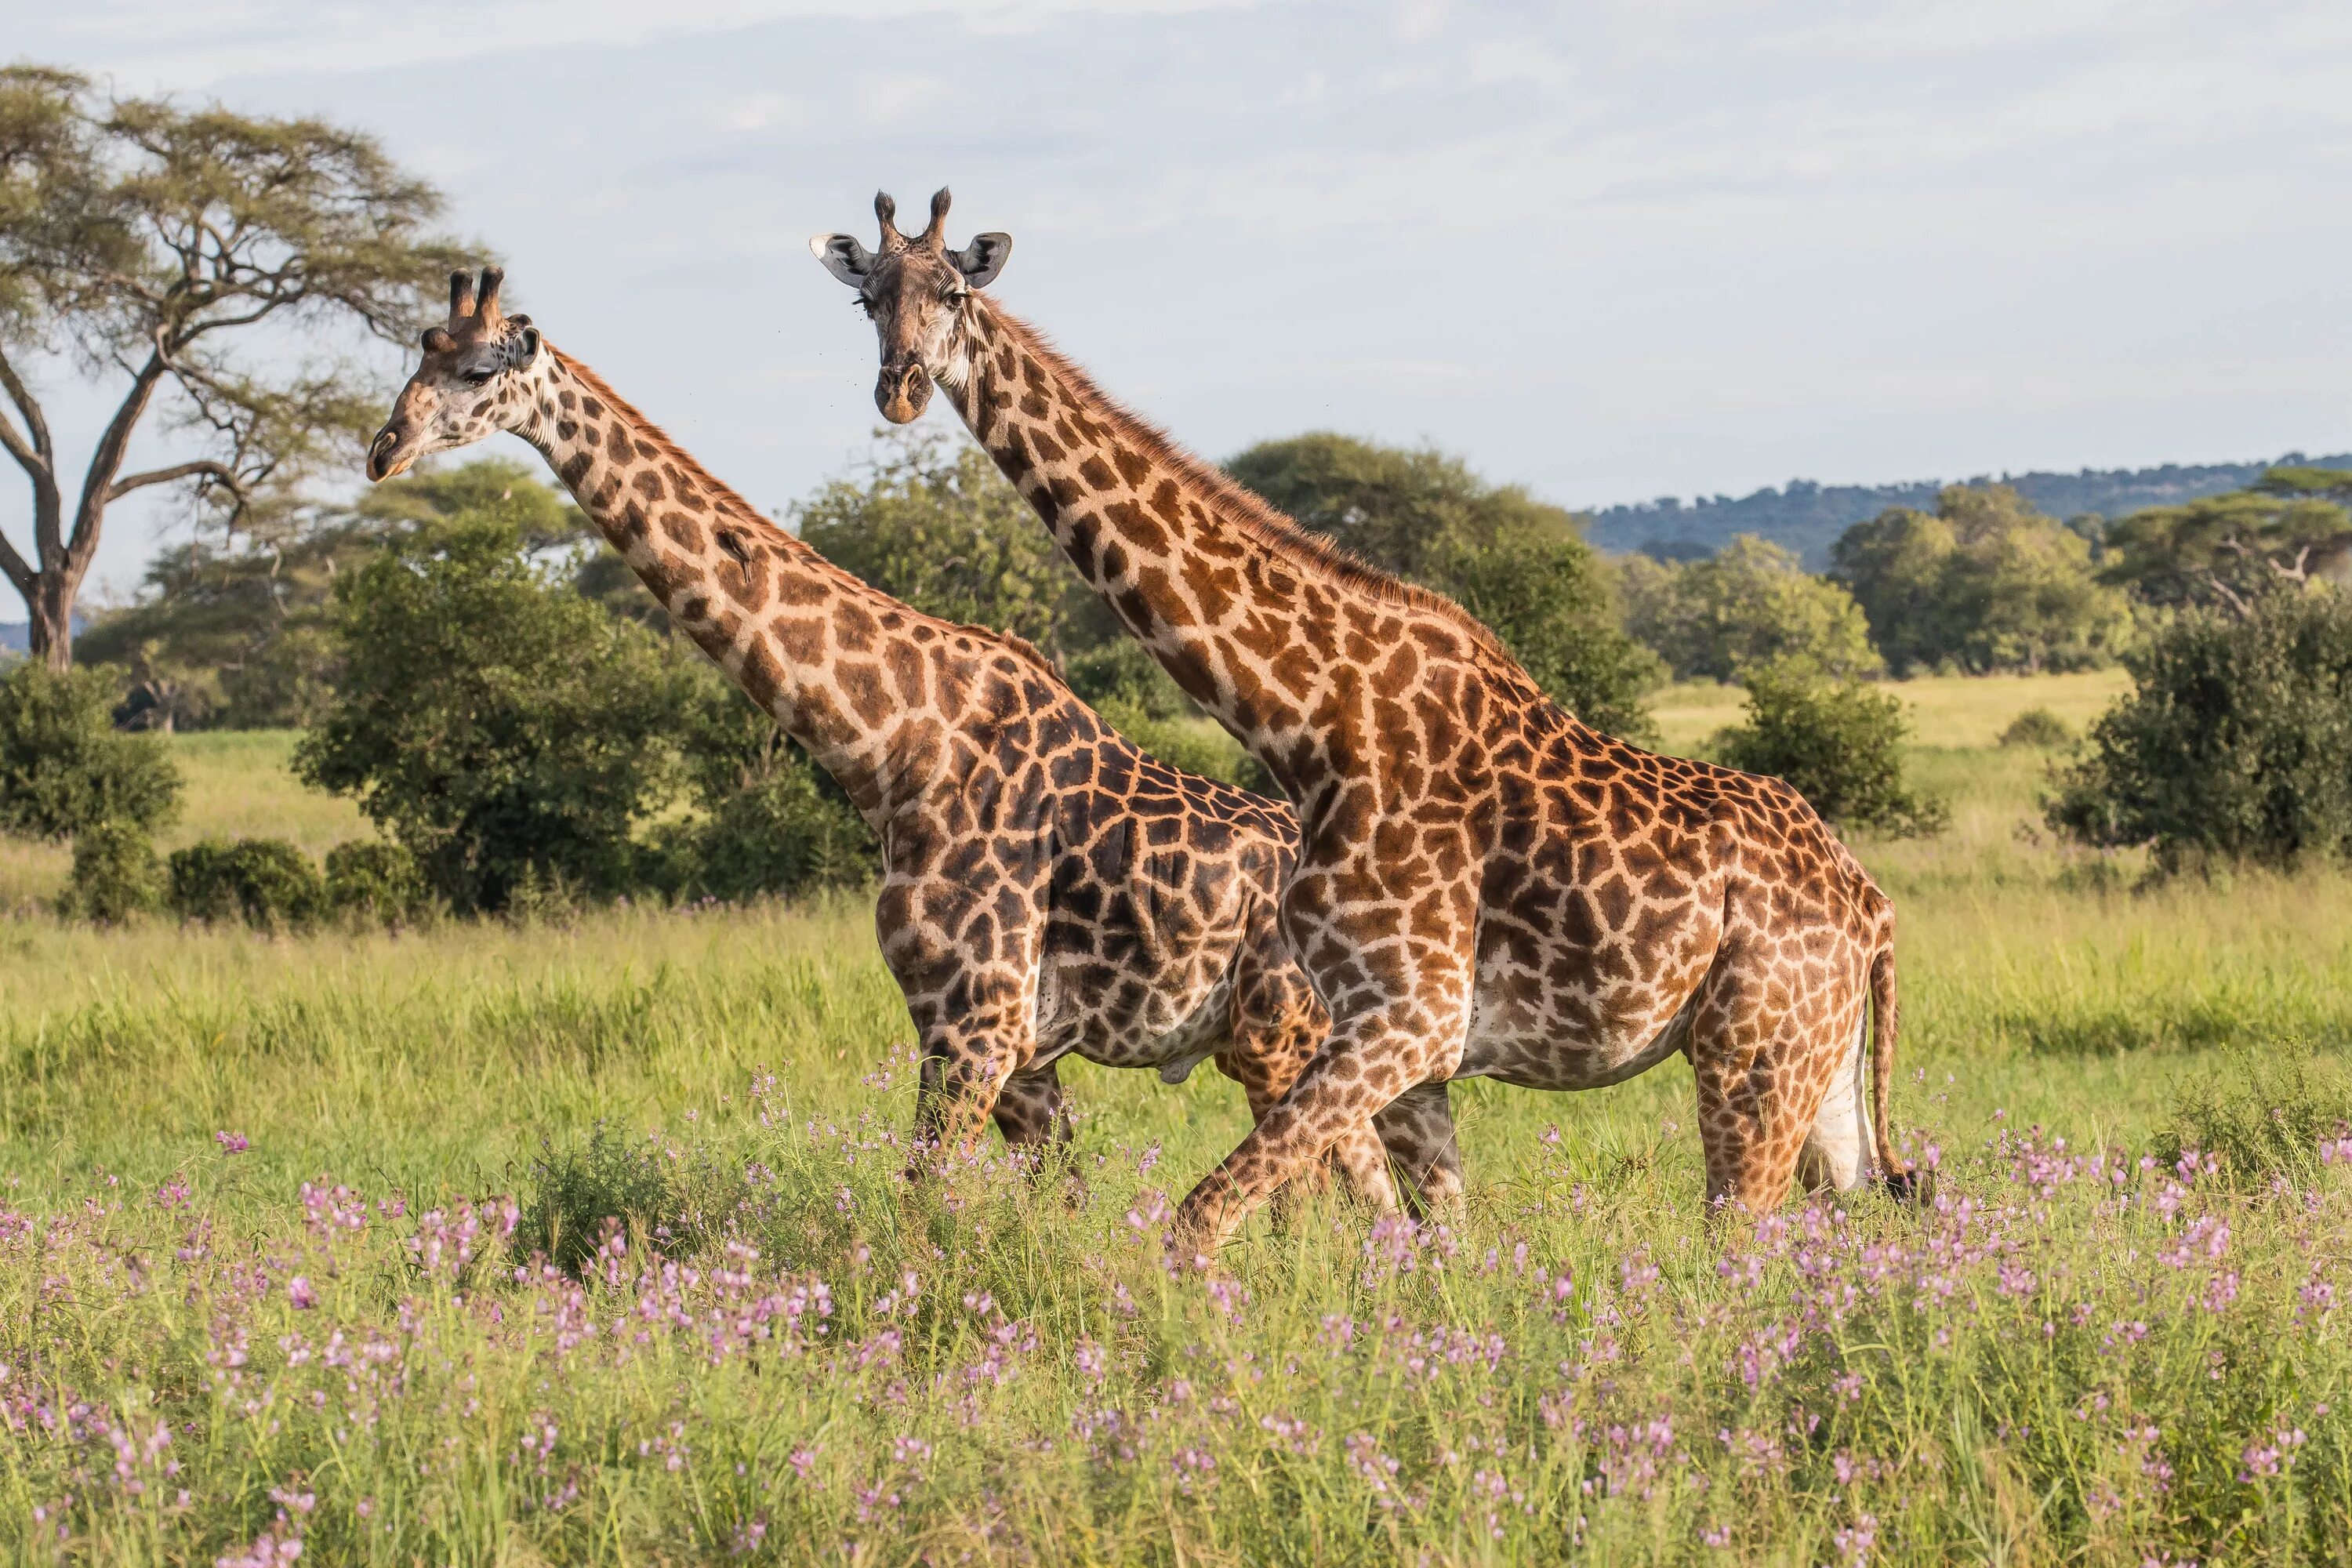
<box><xmin>366</xmin><ymin>266</ymin><xmax>1398</xmax><ymax>1201</ymax></box>
<box><xmin>815</xmin><ymin>192</ymin><xmax>1917</xmax><ymax>1248</ymax></box>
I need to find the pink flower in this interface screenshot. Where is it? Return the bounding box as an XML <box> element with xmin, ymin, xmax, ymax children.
<box><xmin>214</xmin><ymin>1131</ymin><xmax>249</xmax><ymax>1154</ymax></box>
<box><xmin>287</xmin><ymin>1277</ymin><xmax>317</xmax><ymax>1311</ymax></box>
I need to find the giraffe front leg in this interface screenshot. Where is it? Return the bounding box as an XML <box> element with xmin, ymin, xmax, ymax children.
<box><xmin>1217</xmin><ymin>935</ymin><xmax>1400</xmax><ymax>1217</ymax></box>
<box><xmin>909</xmin><ymin>1019</ymin><xmax>1030</xmax><ymax>1178</ymax></box>
<box><xmin>1176</xmin><ymin>1005</ymin><xmax>1453</xmax><ymax>1254</ymax></box>
<box><xmin>1374</xmin><ymin>1082</ymin><xmax>1467</xmax><ymax>1219</ymax></box>
<box><xmin>992</xmin><ymin>1062</ymin><xmax>1087</xmax><ymax>1203</ymax></box>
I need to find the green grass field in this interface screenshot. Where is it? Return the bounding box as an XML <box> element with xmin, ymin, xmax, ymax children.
<box><xmin>3</xmin><ymin>673</ymin><xmax>2348</xmax><ymax>1564</ymax></box>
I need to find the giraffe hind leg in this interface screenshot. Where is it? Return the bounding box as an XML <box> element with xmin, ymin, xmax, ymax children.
<box><xmin>1794</xmin><ymin>1014</ymin><xmax>1873</xmax><ymax>1195</ymax></box>
<box><xmin>1374</xmin><ymin>1081</ymin><xmax>1466</xmax><ymax>1218</ymax></box>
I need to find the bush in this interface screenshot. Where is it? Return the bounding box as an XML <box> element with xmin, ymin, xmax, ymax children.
<box><xmin>517</xmin><ymin>1125</ymin><xmax>752</xmax><ymax>1278</ymax></box>
<box><xmin>296</xmin><ymin>517</ymin><xmax>691</xmax><ymax>913</ymax></box>
<box><xmin>0</xmin><ymin>662</ymin><xmax>182</xmax><ymax>840</ymax></box>
<box><xmin>1715</xmin><ymin>659</ymin><xmax>1947</xmax><ymax>837</ymax></box>
<box><xmin>56</xmin><ymin>820</ymin><xmax>164</xmax><ymax>923</ymax></box>
<box><xmin>322</xmin><ymin>841</ymin><xmax>428</xmax><ymax>924</ymax></box>
<box><xmin>1062</xmin><ymin>639</ymin><xmax>1192</xmax><ymax>723</ymax></box>
<box><xmin>167</xmin><ymin>838</ymin><xmax>325</xmax><ymax>931</ymax></box>
<box><xmin>1093</xmin><ymin>699</ymin><xmax>1272</xmax><ymax>795</ymax></box>
<box><xmin>662</xmin><ymin>664</ymin><xmax>877</xmax><ymax>903</ymax></box>
<box><xmin>2153</xmin><ymin>1046</ymin><xmax>2352</xmax><ymax>1191</ymax></box>
<box><xmin>678</xmin><ymin>765</ymin><xmax>878</xmax><ymax>904</ymax></box>
<box><xmin>1998</xmin><ymin>706</ymin><xmax>2074</xmax><ymax>749</ymax></box>
<box><xmin>2048</xmin><ymin>595</ymin><xmax>2352</xmax><ymax>871</ymax></box>
<box><xmin>1619</xmin><ymin>535</ymin><xmax>1882</xmax><ymax>684</ymax></box>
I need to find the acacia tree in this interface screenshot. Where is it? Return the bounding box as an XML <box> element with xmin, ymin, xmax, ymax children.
<box><xmin>2101</xmin><ymin>467</ymin><xmax>2352</xmax><ymax>620</ymax></box>
<box><xmin>0</xmin><ymin>66</ymin><xmax>466</xmax><ymax>668</ymax></box>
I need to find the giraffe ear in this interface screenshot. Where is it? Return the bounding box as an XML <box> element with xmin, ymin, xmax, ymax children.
<box><xmin>514</xmin><ymin>324</ymin><xmax>541</xmax><ymax>366</ymax></box>
<box><xmin>952</xmin><ymin>232</ymin><xmax>1011</xmax><ymax>289</ymax></box>
<box><xmin>811</xmin><ymin>234</ymin><xmax>874</xmax><ymax>286</ymax></box>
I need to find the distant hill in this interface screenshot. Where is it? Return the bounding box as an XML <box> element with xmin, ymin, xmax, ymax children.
<box><xmin>1584</xmin><ymin>452</ymin><xmax>2352</xmax><ymax>567</ymax></box>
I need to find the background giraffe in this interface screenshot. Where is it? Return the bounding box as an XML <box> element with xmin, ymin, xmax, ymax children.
<box><xmin>366</xmin><ymin>266</ymin><xmax>1398</xmax><ymax>1201</ymax></box>
<box><xmin>815</xmin><ymin>193</ymin><xmax>1916</xmax><ymax>1248</ymax></box>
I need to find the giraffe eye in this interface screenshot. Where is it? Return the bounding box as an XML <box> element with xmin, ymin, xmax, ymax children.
<box><xmin>462</xmin><ymin>368</ymin><xmax>495</xmax><ymax>386</ymax></box>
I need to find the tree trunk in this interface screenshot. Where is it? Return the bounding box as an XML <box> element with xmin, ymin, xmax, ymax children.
<box><xmin>27</xmin><ymin>574</ymin><xmax>74</xmax><ymax>672</ymax></box>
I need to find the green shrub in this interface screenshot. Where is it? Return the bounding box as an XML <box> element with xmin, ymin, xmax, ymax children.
<box><xmin>1094</xmin><ymin>698</ymin><xmax>1272</xmax><ymax>795</ymax></box>
<box><xmin>2049</xmin><ymin>595</ymin><xmax>2352</xmax><ymax>872</ymax></box>
<box><xmin>2153</xmin><ymin>1046</ymin><xmax>2352</xmax><ymax>1190</ymax></box>
<box><xmin>1998</xmin><ymin>706</ymin><xmax>2074</xmax><ymax>749</ymax></box>
<box><xmin>664</xmin><ymin>663</ymin><xmax>877</xmax><ymax>903</ymax></box>
<box><xmin>296</xmin><ymin>517</ymin><xmax>691</xmax><ymax>913</ymax></box>
<box><xmin>517</xmin><ymin>1125</ymin><xmax>751</xmax><ymax>1277</ymax></box>
<box><xmin>56</xmin><ymin>820</ymin><xmax>164</xmax><ymax>923</ymax></box>
<box><xmin>1062</xmin><ymin>639</ymin><xmax>1192</xmax><ymax>723</ymax></box>
<box><xmin>679</xmin><ymin>765</ymin><xmax>877</xmax><ymax>904</ymax></box>
<box><xmin>0</xmin><ymin>662</ymin><xmax>182</xmax><ymax>840</ymax></box>
<box><xmin>1618</xmin><ymin>535</ymin><xmax>1882</xmax><ymax>685</ymax></box>
<box><xmin>1715</xmin><ymin>659</ymin><xmax>1947</xmax><ymax>837</ymax></box>
<box><xmin>322</xmin><ymin>840</ymin><xmax>428</xmax><ymax>924</ymax></box>
<box><xmin>167</xmin><ymin>837</ymin><xmax>325</xmax><ymax>930</ymax></box>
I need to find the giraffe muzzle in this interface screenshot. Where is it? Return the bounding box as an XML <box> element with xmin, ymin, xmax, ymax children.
<box><xmin>365</xmin><ymin>423</ymin><xmax>412</xmax><ymax>482</ymax></box>
<box><xmin>877</xmin><ymin>362</ymin><xmax>931</xmax><ymax>423</ymax></box>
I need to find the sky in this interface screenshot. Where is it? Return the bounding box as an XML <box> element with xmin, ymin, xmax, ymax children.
<box><xmin>11</xmin><ymin>0</ymin><xmax>2352</xmax><ymax>600</ymax></box>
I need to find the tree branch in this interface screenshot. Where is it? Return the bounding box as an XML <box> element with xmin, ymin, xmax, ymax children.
<box><xmin>0</xmin><ymin>342</ymin><xmax>55</xmax><ymax>480</ymax></box>
<box><xmin>66</xmin><ymin>342</ymin><xmax>171</xmax><ymax>566</ymax></box>
<box><xmin>0</xmin><ymin>528</ymin><xmax>34</xmax><ymax>598</ymax></box>
<box><xmin>105</xmin><ymin>459</ymin><xmax>245</xmax><ymax>504</ymax></box>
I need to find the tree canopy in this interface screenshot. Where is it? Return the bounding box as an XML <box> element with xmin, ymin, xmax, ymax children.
<box><xmin>796</xmin><ymin>430</ymin><xmax>1091</xmax><ymax>656</ymax></box>
<box><xmin>2100</xmin><ymin>467</ymin><xmax>2352</xmax><ymax>620</ymax></box>
<box><xmin>1831</xmin><ymin>484</ymin><xmax>2131</xmax><ymax>676</ymax></box>
<box><xmin>1621</xmin><ymin>534</ymin><xmax>1882</xmax><ymax>684</ymax></box>
<box><xmin>0</xmin><ymin>65</ymin><xmax>466</xmax><ymax>667</ymax></box>
<box><xmin>78</xmin><ymin>458</ymin><xmax>574</xmax><ymax>730</ymax></box>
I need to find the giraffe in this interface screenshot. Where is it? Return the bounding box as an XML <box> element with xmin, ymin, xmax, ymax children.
<box><xmin>813</xmin><ymin>191</ymin><xmax>1918</xmax><ymax>1249</ymax></box>
<box><xmin>365</xmin><ymin>265</ymin><xmax>1399</xmax><ymax>1203</ymax></box>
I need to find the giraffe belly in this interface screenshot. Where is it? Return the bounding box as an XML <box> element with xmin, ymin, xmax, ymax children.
<box><xmin>1040</xmin><ymin>959</ymin><xmax>1237</xmax><ymax>1077</ymax></box>
<box><xmin>1453</xmin><ymin>982</ymin><xmax>1701</xmax><ymax>1091</ymax></box>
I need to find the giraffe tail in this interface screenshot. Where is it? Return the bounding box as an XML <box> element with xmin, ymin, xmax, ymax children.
<box><xmin>1868</xmin><ymin>941</ymin><xmax>1925</xmax><ymax>1205</ymax></box>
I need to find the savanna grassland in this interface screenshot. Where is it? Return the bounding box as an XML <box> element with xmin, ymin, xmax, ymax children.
<box><xmin>4</xmin><ymin>671</ymin><xmax>2350</xmax><ymax>1566</ymax></box>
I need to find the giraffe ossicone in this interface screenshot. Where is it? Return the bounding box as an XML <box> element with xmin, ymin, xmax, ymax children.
<box><xmin>367</xmin><ymin>264</ymin><xmax>1406</xmax><ymax>1205</ymax></box>
<box><xmin>814</xmin><ymin>193</ymin><xmax>1923</xmax><ymax>1250</ymax></box>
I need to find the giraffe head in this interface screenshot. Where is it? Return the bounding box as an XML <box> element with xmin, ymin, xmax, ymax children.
<box><xmin>811</xmin><ymin>188</ymin><xmax>1010</xmax><ymax>423</ymax></box>
<box><xmin>367</xmin><ymin>266</ymin><xmax>545</xmax><ymax>481</ymax></box>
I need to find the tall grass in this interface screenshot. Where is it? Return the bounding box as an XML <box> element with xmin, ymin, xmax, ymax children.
<box><xmin>2</xmin><ymin>684</ymin><xmax>2348</xmax><ymax>1563</ymax></box>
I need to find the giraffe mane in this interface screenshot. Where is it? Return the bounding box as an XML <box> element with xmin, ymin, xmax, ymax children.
<box><xmin>978</xmin><ymin>302</ymin><xmax>1515</xmax><ymax>665</ymax></box>
<box><xmin>552</xmin><ymin>346</ymin><xmax>1077</xmax><ymax>681</ymax></box>
<box><xmin>550</xmin><ymin>349</ymin><xmax>770</xmax><ymax>525</ymax></box>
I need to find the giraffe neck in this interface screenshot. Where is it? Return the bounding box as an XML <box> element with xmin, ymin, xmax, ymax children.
<box><xmin>946</xmin><ymin>299</ymin><xmax>1512</xmax><ymax>804</ymax></box>
<box><xmin>518</xmin><ymin>347</ymin><xmax>926</xmax><ymax>818</ymax></box>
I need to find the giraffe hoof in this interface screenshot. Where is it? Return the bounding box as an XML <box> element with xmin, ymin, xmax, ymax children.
<box><xmin>1882</xmin><ymin>1167</ymin><xmax>1934</xmax><ymax>1207</ymax></box>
